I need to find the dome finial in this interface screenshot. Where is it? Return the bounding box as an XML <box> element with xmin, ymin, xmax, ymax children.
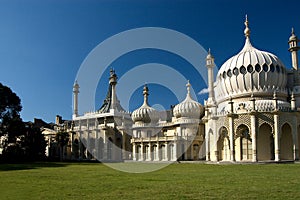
<box><xmin>186</xmin><ymin>80</ymin><xmax>191</xmax><ymax>95</ymax></box>
<box><xmin>244</xmin><ymin>14</ymin><xmax>250</xmax><ymax>38</ymax></box>
<box><xmin>143</xmin><ymin>84</ymin><xmax>149</xmax><ymax>106</ymax></box>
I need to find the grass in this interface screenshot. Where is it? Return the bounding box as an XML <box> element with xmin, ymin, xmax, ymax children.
<box><xmin>0</xmin><ymin>162</ymin><xmax>300</xmax><ymax>199</ymax></box>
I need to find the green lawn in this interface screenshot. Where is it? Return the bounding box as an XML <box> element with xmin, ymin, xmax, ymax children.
<box><xmin>0</xmin><ymin>162</ymin><xmax>300</xmax><ymax>199</ymax></box>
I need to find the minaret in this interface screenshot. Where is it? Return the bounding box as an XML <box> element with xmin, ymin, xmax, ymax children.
<box><xmin>288</xmin><ymin>28</ymin><xmax>299</xmax><ymax>70</ymax></box>
<box><xmin>289</xmin><ymin>28</ymin><xmax>300</xmax><ymax>109</ymax></box>
<box><xmin>109</xmin><ymin>69</ymin><xmax>117</xmax><ymax>110</ymax></box>
<box><xmin>73</xmin><ymin>81</ymin><xmax>79</xmax><ymax>118</ymax></box>
<box><xmin>206</xmin><ymin>48</ymin><xmax>216</xmax><ymax>106</ymax></box>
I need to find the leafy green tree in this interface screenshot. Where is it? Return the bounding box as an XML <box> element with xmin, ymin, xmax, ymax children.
<box><xmin>0</xmin><ymin>82</ymin><xmax>23</xmax><ymax>142</ymax></box>
<box><xmin>0</xmin><ymin>83</ymin><xmax>25</xmax><ymax>162</ymax></box>
<box><xmin>0</xmin><ymin>83</ymin><xmax>47</xmax><ymax>162</ymax></box>
<box><xmin>22</xmin><ymin>123</ymin><xmax>47</xmax><ymax>161</ymax></box>
<box><xmin>55</xmin><ymin>131</ymin><xmax>70</xmax><ymax>161</ymax></box>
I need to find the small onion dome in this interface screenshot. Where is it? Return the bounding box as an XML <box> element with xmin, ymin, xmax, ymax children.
<box><xmin>206</xmin><ymin>48</ymin><xmax>214</xmax><ymax>60</ymax></box>
<box><xmin>73</xmin><ymin>80</ymin><xmax>79</xmax><ymax>91</ymax></box>
<box><xmin>289</xmin><ymin>28</ymin><xmax>297</xmax><ymax>41</ymax></box>
<box><xmin>173</xmin><ymin>81</ymin><xmax>204</xmax><ymax>119</ymax></box>
<box><xmin>131</xmin><ymin>85</ymin><xmax>159</xmax><ymax>123</ymax></box>
<box><xmin>215</xmin><ymin>16</ymin><xmax>287</xmax><ymax>102</ymax></box>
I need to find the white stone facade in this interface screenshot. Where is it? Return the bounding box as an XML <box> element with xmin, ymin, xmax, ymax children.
<box><xmin>70</xmin><ymin>17</ymin><xmax>300</xmax><ymax>163</ymax></box>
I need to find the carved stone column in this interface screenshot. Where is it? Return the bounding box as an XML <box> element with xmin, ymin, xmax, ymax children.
<box><xmin>274</xmin><ymin>113</ymin><xmax>280</xmax><ymax>161</ymax></box>
<box><xmin>250</xmin><ymin>113</ymin><xmax>257</xmax><ymax>162</ymax></box>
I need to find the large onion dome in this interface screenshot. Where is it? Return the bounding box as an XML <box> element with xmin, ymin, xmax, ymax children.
<box><xmin>215</xmin><ymin>16</ymin><xmax>287</xmax><ymax>102</ymax></box>
<box><xmin>173</xmin><ymin>81</ymin><xmax>204</xmax><ymax>119</ymax></box>
<box><xmin>132</xmin><ymin>85</ymin><xmax>159</xmax><ymax>123</ymax></box>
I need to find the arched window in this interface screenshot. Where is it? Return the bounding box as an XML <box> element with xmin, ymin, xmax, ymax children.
<box><xmin>235</xmin><ymin>125</ymin><xmax>252</xmax><ymax>161</ymax></box>
<box><xmin>280</xmin><ymin>123</ymin><xmax>293</xmax><ymax>160</ymax></box>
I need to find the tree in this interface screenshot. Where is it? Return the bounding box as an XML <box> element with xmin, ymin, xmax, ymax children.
<box><xmin>55</xmin><ymin>131</ymin><xmax>70</xmax><ymax>161</ymax></box>
<box><xmin>22</xmin><ymin>123</ymin><xmax>47</xmax><ymax>161</ymax></box>
<box><xmin>0</xmin><ymin>83</ymin><xmax>47</xmax><ymax>163</ymax></box>
<box><xmin>0</xmin><ymin>83</ymin><xmax>25</xmax><ymax>162</ymax></box>
<box><xmin>0</xmin><ymin>82</ymin><xmax>23</xmax><ymax>137</ymax></box>
<box><xmin>0</xmin><ymin>83</ymin><xmax>22</xmax><ymax>129</ymax></box>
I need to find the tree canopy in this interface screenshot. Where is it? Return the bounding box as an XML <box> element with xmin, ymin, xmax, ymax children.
<box><xmin>0</xmin><ymin>82</ymin><xmax>46</xmax><ymax>162</ymax></box>
<box><xmin>0</xmin><ymin>83</ymin><xmax>23</xmax><ymax>140</ymax></box>
<box><xmin>0</xmin><ymin>83</ymin><xmax>22</xmax><ymax>122</ymax></box>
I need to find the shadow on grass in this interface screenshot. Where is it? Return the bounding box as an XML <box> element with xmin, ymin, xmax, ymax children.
<box><xmin>0</xmin><ymin>162</ymin><xmax>69</xmax><ymax>171</ymax></box>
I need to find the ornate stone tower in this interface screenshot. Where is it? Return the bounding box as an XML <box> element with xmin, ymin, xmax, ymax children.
<box><xmin>206</xmin><ymin>48</ymin><xmax>216</xmax><ymax>108</ymax></box>
<box><xmin>73</xmin><ymin>81</ymin><xmax>79</xmax><ymax>118</ymax></box>
<box><xmin>288</xmin><ymin>28</ymin><xmax>300</xmax><ymax>108</ymax></box>
<box><xmin>109</xmin><ymin>69</ymin><xmax>117</xmax><ymax>110</ymax></box>
<box><xmin>288</xmin><ymin>28</ymin><xmax>299</xmax><ymax>70</ymax></box>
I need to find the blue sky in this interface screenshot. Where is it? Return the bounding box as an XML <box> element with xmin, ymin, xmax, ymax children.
<box><xmin>0</xmin><ymin>0</ymin><xmax>300</xmax><ymax>122</ymax></box>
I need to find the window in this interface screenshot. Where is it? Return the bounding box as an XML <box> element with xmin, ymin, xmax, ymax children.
<box><xmin>255</xmin><ymin>64</ymin><xmax>261</xmax><ymax>72</ymax></box>
<box><xmin>240</xmin><ymin>66</ymin><xmax>246</xmax><ymax>74</ymax></box>
<box><xmin>227</xmin><ymin>69</ymin><xmax>232</xmax><ymax>77</ymax></box>
<box><xmin>247</xmin><ymin>64</ymin><xmax>253</xmax><ymax>73</ymax></box>
<box><xmin>222</xmin><ymin>71</ymin><xmax>227</xmax><ymax>79</ymax></box>
<box><xmin>263</xmin><ymin>64</ymin><xmax>269</xmax><ymax>72</ymax></box>
<box><xmin>270</xmin><ymin>64</ymin><xmax>275</xmax><ymax>72</ymax></box>
<box><xmin>233</xmin><ymin>67</ymin><xmax>239</xmax><ymax>75</ymax></box>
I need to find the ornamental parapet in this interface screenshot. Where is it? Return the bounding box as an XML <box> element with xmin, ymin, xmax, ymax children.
<box><xmin>131</xmin><ymin>136</ymin><xmax>176</xmax><ymax>143</ymax></box>
<box><xmin>173</xmin><ymin>118</ymin><xmax>200</xmax><ymax>125</ymax></box>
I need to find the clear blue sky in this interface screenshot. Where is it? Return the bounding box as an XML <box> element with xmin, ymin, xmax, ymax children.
<box><xmin>0</xmin><ymin>0</ymin><xmax>299</xmax><ymax>122</ymax></box>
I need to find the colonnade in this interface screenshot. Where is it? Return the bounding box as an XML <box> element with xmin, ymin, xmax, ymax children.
<box><xmin>206</xmin><ymin>111</ymin><xmax>299</xmax><ymax>162</ymax></box>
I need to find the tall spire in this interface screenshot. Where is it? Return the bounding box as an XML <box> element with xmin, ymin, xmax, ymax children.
<box><xmin>109</xmin><ymin>68</ymin><xmax>117</xmax><ymax>109</ymax></box>
<box><xmin>206</xmin><ymin>49</ymin><xmax>216</xmax><ymax>106</ymax></box>
<box><xmin>98</xmin><ymin>70</ymin><xmax>126</xmax><ymax>113</ymax></box>
<box><xmin>206</xmin><ymin>48</ymin><xmax>214</xmax><ymax>67</ymax></box>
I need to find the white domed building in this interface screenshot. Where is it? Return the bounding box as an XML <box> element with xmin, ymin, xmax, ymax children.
<box><xmin>66</xmin><ymin>16</ymin><xmax>300</xmax><ymax>163</ymax></box>
<box><xmin>205</xmin><ymin>17</ymin><xmax>300</xmax><ymax>162</ymax></box>
<box><xmin>131</xmin><ymin>82</ymin><xmax>205</xmax><ymax>161</ymax></box>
